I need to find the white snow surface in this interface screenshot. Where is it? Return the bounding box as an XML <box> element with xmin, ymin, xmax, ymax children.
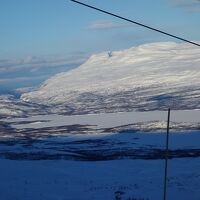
<box><xmin>0</xmin><ymin>158</ymin><xmax>200</xmax><ymax>200</ymax></box>
<box><xmin>6</xmin><ymin>109</ymin><xmax>200</xmax><ymax>130</ymax></box>
<box><xmin>21</xmin><ymin>42</ymin><xmax>200</xmax><ymax>104</ymax></box>
<box><xmin>0</xmin><ymin>95</ymin><xmax>24</xmax><ymax>117</ymax></box>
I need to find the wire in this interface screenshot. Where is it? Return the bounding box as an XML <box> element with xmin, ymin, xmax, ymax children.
<box><xmin>70</xmin><ymin>0</ymin><xmax>200</xmax><ymax>47</ymax></box>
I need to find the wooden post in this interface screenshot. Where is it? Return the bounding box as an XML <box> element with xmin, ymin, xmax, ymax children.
<box><xmin>163</xmin><ymin>108</ymin><xmax>170</xmax><ymax>200</ymax></box>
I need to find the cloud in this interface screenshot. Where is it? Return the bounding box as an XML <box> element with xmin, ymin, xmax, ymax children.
<box><xmin>0</xmin><ymin>75</ymin><xmax>48</xmax><ymax>84</ymax></box>
<box><xmin>88</xmin><ymin>20</ymin><xmax>129</xmax><ymax>30</ymax></box>
<box><xmin>172</xmin><ymin>0</ymin><xmax>200</xmax><ymax>12</ymax></box>
<box><xmin>0</xmin><ymin>53</ymin><xmax>88</xmax><ymax>73</ymax></box>
<box><xmin>0</xmin><ymin>53</ymin><xmax>89</xmax><ymax>91</ymax></box>
<box><xmin>15</xmin><ymin>87</ymin><xmax>35</xmax><ymax>94</ymax></box>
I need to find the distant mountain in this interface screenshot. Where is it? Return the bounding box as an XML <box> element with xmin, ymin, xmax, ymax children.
<box><xmin>0</xmin><ymin>42</ymin><xmax>199</xmax><ymax>118</ymax></box>
<box><xmin>20</xmin><ymin>42</ymin><xmax>200</xmax><ymax>114</ymax></box>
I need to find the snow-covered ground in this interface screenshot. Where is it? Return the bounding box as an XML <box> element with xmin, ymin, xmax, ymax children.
<box><xmin>0</xmin><ymin>95</ymin><xmax>48</xmax><ymax>118</ymax></box>
<box><xmin>0</xmin><ymin>110</ymin><xmax>200</xmax><ymax>199</ymax></box>
<box><xmin>0</xmin><ymin>158</ymin><xmax>200</xmax><ymax>200</ymax></box>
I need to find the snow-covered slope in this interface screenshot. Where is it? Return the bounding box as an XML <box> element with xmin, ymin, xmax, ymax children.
<box><xmin>0</xmin><ymin>95</ymin><xmax>50</xmax><ymax>118</ymax></box>
<box><xmin>0</xmin><ymin>95</ymin><xmax>26</xmax><ymax>117</ymax></box>
<box><xmin>21</xmin><ymin>42</ymin><xmax>200</xmax><ymax>113</ymax></box>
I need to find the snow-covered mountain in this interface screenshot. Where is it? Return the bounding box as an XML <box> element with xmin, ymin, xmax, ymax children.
<box><xmin>20</xmin><ymin>42</ymin><xmax>200</xmax><ymax>114</ymax></box>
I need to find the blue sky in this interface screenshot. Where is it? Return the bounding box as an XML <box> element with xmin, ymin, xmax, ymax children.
<box><xmin>0</xmin><ymin>0</ymin><xmax>200</xmax><ymax>93</ymax></box>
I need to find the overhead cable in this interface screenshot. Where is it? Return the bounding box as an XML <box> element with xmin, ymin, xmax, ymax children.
<box><xmin>70</xmin><ymin>0</ymin><xmax>200</xmax><ymax>47</ymax></box>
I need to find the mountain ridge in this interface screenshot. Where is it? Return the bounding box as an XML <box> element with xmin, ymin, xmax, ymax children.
<box><xmin>21</xmin><ymin>42</ymin><xmax>200</xmax><ymax>107</ymax></box>
<box><xmin>2</xmin><ymin>41</ymin><xmax>200</xmax><ymax>117</ymax></box>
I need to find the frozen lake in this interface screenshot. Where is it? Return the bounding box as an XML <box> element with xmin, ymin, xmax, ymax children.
<box><xmin>4</xmin><ymin>109</ymin><xmax>200</xmax><ymax>129</ymax></box>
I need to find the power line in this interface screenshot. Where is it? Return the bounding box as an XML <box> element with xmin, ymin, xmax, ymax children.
<box><xmin>70</xmin><ymin>0</ymin><xmax>200</xmax><ymax>47</ymax></box>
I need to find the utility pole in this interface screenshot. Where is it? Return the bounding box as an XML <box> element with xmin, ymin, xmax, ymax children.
<box><xmin>163</xmin><ymin>108</ymin><xmax>171</xmax><ymax>200</ymax></box>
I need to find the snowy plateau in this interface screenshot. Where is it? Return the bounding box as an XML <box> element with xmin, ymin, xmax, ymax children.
<box><xmin>0</xmin><ymin>42</ymin><xmax>200</xmax><ymax>200</ymax></box>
